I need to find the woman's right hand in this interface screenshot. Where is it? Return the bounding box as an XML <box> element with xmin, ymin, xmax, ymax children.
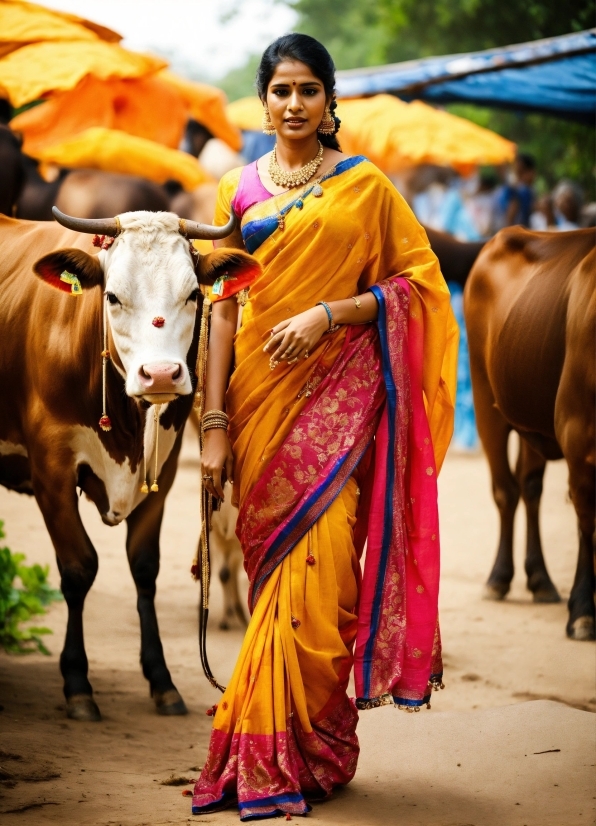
<box><xmin>201</xmin><ymin>429</ymin><xmax>234</xmax><ymax>500</ymax></box>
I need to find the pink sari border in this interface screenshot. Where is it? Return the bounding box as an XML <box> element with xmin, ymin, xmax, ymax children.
<box><xmin>354</xmin><ymin>279</ymin><xmax>442</xmax><ymax>706</ymax></box>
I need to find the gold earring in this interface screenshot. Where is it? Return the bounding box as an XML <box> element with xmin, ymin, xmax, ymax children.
<box><xmin>262</xmin><ymin>106</ymin><xmax>276</xmax><ymax>135</ymax></box>
<box><xmin>318</xmin><ymin>106</ymin><xmax>335</xmax><ymax>136</ymax></box>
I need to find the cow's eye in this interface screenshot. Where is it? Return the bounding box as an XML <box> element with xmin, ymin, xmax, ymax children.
<box><xmin>105</xmin><ymin>292</ymin><xmax>121</xmax><ymax>306</ymax></box>
<box><xmin>186</xmin><ymin>288</ymin><xmax>199</xmax><ymax>304</ymax></box>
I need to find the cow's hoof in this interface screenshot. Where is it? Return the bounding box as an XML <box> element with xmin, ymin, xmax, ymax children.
<box><xmin>567</xmin><ymin>616</ymin><xmax>595</xmax><ymax>641</ymax></box>
<box><xmin>482</xmin><ymin>582</ymin><xmax>509</xmax><ymax>601</ymax></box>
<box><xmin>66</xmin><ymin>694</ymin><xmax>101</xmax><ymax>722</ymax></box>
<box><xmin>154</xmin><ymin>688</ymin><xmax>188</xmax><ymax>716</ymax></box>
<box><xmin>531</xmin><ymin>584</ymin><xmax>561</xmax><ymax>603</ymax></box>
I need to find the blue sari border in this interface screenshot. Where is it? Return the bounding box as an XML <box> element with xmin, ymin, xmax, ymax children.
<box><xmin>360</xmin><ymin>284</ymin><xmax>397</xmax><ymax>699</ymax></box>
<box><xmin>241</xmin><ymin>155</ymin><xmax>368</xmax><ymax>254</ymax></box>
<box><xmin>239</xmin><ymin>792</ymin><xmax>307</xmax><ymax>810</ymax></box>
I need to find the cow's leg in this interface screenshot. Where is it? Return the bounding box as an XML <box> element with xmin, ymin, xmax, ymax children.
<box><xmin>31</xmin><ymin>466</ymin><xmax>101</xmax><ymax>721</ymax></box>
<box><xmin>217</xmin><ymin>551</ymin><xmax>234</xmax><ymax>631</ymax></box>
<box><xmin>218</xmin><ymin>543</ymin><xmax>248</xmax><ymax>630</ymax></box>
<box><xmin>227</xmin><ymin>544</ymin><xmax>248</xmax><ymax>628</ymax></box>
<box><xmin>554</xmin><ymin>300</ymin><xmax>595</xmax><ymax>640</ymax></box>
<box><xmin>125</xmin><ymin>429</ymin><xmax>187</xmax><ymax>714</ymax></box>
<box><xmin>517</xmin><ymin>440</ymin><xmax>560</xmax><ymax>602</ymax></box>
<box><xmin>563</xmin><ymin>440</ymin><xmax>595</xmax><ymax>641</ymax></box>
<box><xmin>471</xmin><ymin>370</ymin><xmax>519</xmax><ymax>600</ymax></box>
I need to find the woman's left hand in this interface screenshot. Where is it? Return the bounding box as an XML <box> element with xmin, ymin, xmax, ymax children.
<box><xmin>263</xmin><ymin>305</ymin><xmax>329</xmax><ymax>365</ymax></box>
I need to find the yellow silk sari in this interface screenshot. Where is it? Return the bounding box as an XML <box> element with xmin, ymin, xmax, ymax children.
<box><xmin>193</xmin><ymin>156</ymin><xmax>458</xmax><ymax>820</ymax></box>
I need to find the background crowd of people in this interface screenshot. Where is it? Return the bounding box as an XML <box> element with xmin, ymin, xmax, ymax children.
<box><xmin>405</xmin><ymin>154</ymin><xmax>595</xmax><ymax>242</ymax></box>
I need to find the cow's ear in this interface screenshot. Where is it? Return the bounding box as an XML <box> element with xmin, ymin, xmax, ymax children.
<box><xmin>33</xmin><ymin>249</ymin><xmax>103</xmax><ymax>296</ymax></box>
<box><xmin>196</xmin><ymin>248</ymin><xmax>261</xmax><ymax>287</ymax></box>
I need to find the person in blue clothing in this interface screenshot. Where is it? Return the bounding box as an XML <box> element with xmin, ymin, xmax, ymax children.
<box><xmin>497</xmin><ymin>153</ymin><xmax>536</xmax><ymax>228</ymax></box>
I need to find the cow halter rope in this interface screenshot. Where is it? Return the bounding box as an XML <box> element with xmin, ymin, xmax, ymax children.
<box><xmin>191</xmin><ymin>294</ymin><xmax>226</xmax><ymax>693</ymax></box>
<box><xmin>50</xmin><ymin>206</ymin><xmax>237</xmax><ymax>691</ymax></box>
<box><xmin>99</xmin><ymin>282</ymin><xmax>113</xmax><ymax>433</ymax></box>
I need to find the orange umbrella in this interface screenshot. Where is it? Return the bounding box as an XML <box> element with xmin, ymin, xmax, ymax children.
<box><xmin>337</xmin><ymin>95</ymin><xmax>515</xmax><ymax>174</ymax></box>
<box><xmin>0</xmin><ymin>39</ymin><xmax>166</xmax><ymax>107</ymax></box>
<box><xmin>35</xmin><ymin>127</ymin><xmax>214</xmax><ymax>191</ymax></box>
<box><xmin>0</xmin><ymin>0</ymin><xmax>120</xmax><ymax>58</ymax></box>
<box><xmin>11</xmin><ymin>71</ymin><xmax>242</xmax><ymax>154</ymax></box>
<box><xmin>11</xmin><ymin>74</ymin><xmax>189</xmax><ymax>153</ymax></box>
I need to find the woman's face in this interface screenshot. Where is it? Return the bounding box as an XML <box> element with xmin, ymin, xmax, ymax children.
<box><xmin>265</xmin><ymin>60</ymin><xmax>328</xmax><ymax>141</ymax></box>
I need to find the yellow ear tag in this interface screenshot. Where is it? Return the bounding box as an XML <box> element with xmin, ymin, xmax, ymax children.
<box><xmin>60</xmin><ymin>270</ymin><xmax>83</xmax><ymax>296</ymax></box>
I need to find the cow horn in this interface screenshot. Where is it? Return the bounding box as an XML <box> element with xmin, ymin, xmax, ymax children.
<box><xmin>52</xmin><ymin>207</ymin><xmax>120</xmax><ymax>236</ymax></box>
<box><xmin>179</xmin><ymin>211</ymin><xmax>237</xmax><ymax>240</ymax></box>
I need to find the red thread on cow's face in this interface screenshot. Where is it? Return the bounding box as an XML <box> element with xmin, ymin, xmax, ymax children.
<box><xmin>152</xmin><ymin>316</ymin><xmax>165</xmax><ymax>328</ymax></box>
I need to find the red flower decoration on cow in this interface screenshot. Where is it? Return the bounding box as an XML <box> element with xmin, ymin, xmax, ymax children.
<box><xmin>92</xmin><ymin>234</ymin><xmax>115</xmax><ymax>251</ymax></box>
<box><xmin>152</xmin><ymin>316</ymin><xmax>165</xmax><ymax>328</ymax></box>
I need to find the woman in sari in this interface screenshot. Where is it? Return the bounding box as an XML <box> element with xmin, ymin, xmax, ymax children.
<box><xmin>193</xmin><ymin>34</ymin><xmax>458</xmax><ymax>820</ymax></box>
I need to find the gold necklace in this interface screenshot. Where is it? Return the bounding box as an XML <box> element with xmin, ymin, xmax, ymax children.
<box><xmin>268</xmin><ymin>141</ymin><xmax>324</xmax><ymax>189</ymax></box>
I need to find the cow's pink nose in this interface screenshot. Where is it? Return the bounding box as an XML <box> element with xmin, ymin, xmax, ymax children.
<box><xmin>138</xmin><ymin>362</ymin><xmax>183</xmax><ymax>393</ymax></box>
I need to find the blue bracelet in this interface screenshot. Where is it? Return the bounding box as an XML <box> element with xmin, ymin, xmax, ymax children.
<box><xmin>316</xmin><ymin>301</ymin><xmax>340</xmax><ymax>333</ymax></box>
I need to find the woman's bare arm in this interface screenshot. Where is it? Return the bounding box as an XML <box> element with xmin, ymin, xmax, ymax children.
<box><xmin>201</xmin><ymin>296</ymin><xmax>238</xmax><ymax>500</ymax></box>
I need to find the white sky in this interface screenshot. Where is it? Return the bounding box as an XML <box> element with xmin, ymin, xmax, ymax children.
<box><xmin>47</xmin><ymin>0</ymin><xmax>298</xmax><ymax>80</ymax></box>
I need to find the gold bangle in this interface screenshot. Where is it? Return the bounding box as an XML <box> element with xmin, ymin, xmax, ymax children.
<box><xmin>201</xmin><ymin>409</ymin><xmax>229</xmax><ymax>434</ymax></box>
<box><xmin>202</xmin><ymin>409</ymin><xmax>228</xmax><ymax>423</ymax></box>
<box><xmin>202</xmin><ymin>421</ymin><xmax>229</xmax><ymax>433</ymax></box>
<box><xmin>351</xmin><ymin>296</ymin><xmax>361</xmax><ymax>309</ymax></box>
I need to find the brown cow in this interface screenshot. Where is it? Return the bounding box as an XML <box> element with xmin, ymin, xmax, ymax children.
<box><xmin>465</xmin><ymin>226</ymin><xmax>595</xmax><ymax>640</ymax></box>
<box><xmin>14</xmin><ymin>154</ymin><xmax>170</xmax><ymax>221</ymax></box>
<box><xmin>0</xmin><ymin>208</ymin><xmax>258</xmax><ymax>719</ymax></box>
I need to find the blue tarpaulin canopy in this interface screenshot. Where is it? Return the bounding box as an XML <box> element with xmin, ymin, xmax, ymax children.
<box><xmin>336</xmin><ymin>30</ymin><xmax>596</xmax><ymax>124</ymax></box>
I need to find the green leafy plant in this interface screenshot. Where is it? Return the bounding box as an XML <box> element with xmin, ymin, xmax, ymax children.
<box><xmin>0</xmin><ymin>520</ymin><xmax>62</xmax><ymax>655</ymax></box>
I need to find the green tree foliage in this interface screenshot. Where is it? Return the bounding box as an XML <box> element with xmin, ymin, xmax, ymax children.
<box><xmin>289</xmin><ymin>0</ymin><xmax>594</xmax><ymax>64</ymax></box>
<box><xmin>0</xmin><ymin>521</ymin><xmax>62</xmax><ymax>655</ymax></box>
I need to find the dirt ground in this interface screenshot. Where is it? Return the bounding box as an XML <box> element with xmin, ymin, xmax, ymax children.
<box><xmin>0</xmin><ymin>429</ymin><xmax>594</xmax><ymax>826</ymax></box>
